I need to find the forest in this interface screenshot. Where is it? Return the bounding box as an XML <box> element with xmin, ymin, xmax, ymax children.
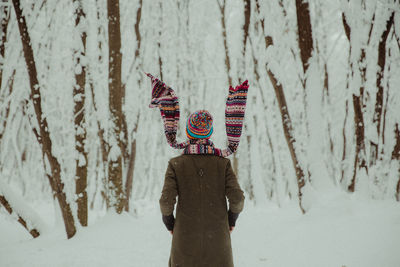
<box><xmin>0</xmin><ymin>0</ymin><xmax>399</xmax><ymax>261</ymax></box>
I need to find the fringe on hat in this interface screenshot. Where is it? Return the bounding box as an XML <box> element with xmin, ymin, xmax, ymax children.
<box><xmin>147</xmin><ymin>72</ymin><xmax>249</xmax><ymax>157</ymax></box>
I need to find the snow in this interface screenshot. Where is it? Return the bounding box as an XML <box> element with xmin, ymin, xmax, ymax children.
<box><xmin>1</xmin><ymin>193</ymin><xmax>400</xmax><ymax>267</ymax></box>
<box><xmin>2</xmin><ymin>0</ymin><xmax>400</xmax><ymax>266</ymax></box>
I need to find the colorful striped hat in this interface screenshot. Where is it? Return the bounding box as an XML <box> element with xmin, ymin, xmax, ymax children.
<box><xmin>147</xmin><ymin>72</ymin><xmax>249</xmax><ymax>157</ymax></box>
<box><xmin>186</xmin><ymin>110</ymin><xmax>213</xmax><ymax>139</ymax></box>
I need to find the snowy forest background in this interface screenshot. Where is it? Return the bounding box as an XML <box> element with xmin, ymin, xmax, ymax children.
<box><xmin>0</xmin><ymin>0</ymin><xmax>400</xmax><ymax>241</ymax></box>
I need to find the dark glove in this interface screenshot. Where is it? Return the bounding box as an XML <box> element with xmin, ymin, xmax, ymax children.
<box><xmin>228</xmin><ymin>210</ymin><xmax>239</xmax><ymax>227</ymax></box>
<box><xmin>162</xmin><ymin>214</ymin><xmax>175</xmax><ymax>231</ymax></box>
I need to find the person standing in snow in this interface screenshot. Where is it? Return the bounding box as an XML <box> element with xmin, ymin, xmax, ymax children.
<box><xmin>160</xmin><ymin>110</ymin><xmax>245</xmax><ymax>266</ymax></box>
<box><xmin>147</xmin><ymin>73</ymin><xmax>248</xmax><ymax>266</ymax></box>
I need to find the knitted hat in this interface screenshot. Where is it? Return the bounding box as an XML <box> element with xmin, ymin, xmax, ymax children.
<box><xmin>186</xmin><ymin>110</ymin><xmax>213</xmax><ymax>139</ymax></box>
<box><xmin>147</xmin><ymin>72</ymin><xmax>249</xmax><ymax>157</ymax></box>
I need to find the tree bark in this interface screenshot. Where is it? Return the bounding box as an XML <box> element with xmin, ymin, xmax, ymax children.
<box><xmin>12</xmin><ymin>0</ymin><xmax>76</xmax><ymax>238</ymax></box>
<box><xmin>0</xmin><ymin>4</ymin><xmax>10</xmax><ymax>89</ymax></box>
<box><xmin>88</xmin><ymin>69</ymin><xmax>110</xmax><ymax>208</ymax></box>
<box><xmin>157</xmin><ymin>2</ymin><xmax>163</xmax><ymax>80</ymax></box>
<box><xmin>73</xmin><ymin>0</ymin><xmax>88</xmax><ymax>227</ymax></box>
<box><xmin>342</xmin><ymin>12</ymin><xmax>369</xmax><ymax>192</ymax></box>
<box><xmin>124</xmin><ymin>113</ymin><xmax>140</xmax><ymax>211</ymax></box>
<box><xmin>0</xmin><ymin>195</ymin><xmax>40</xmax><ymax>238</ymax></box>
<box><xmin>295</xmin><ymin>0</ymin><xmax>313</xmax><ymax>138</ymax></box>
<box><xmin>392</xmin><ymin>124</ymin><xmax>400</xmax><ymax>201</ymax></box>
<box><xmin>0</xmin><ymin>70</ymin><xmax>15</xmax><ymax>143</ymax></box>
<box><xmin>122</xmin><ymin>0</ymin><xmax>144</xmax><ymax>212</ymax></box>
<box><xmin>266</xmin><ymin>68</ymin><xmax>306</xmax><ymax>213</ymax></box>
<box><xmin>371</xmin><ymin>12</ymin><xmax>394</xmax><ymax>161</ymax></box>
<box><xmin>123</xmin><ymin>138</ymin><xmax>136</xmax><ymax>211</ymax></box>
<box><xmin>348</xmin><ymin>94</ymin><xmax>368</xmax><ymax>192</ymax></box>
<box><xmin>340</xmin><ymin>100</ymin><xmax>349</xmax><ymax>184</ymax></box>
<box><xmin>107</xmin><ymin>0</ymin><xmax>125</xmax><ymax>213</ymax></box>
<box><xmin>253</xmin><ymin>0</ymin><xmax>299</xmax><ymax>206</ymax></box>
<box><xmin>124</xmin><ymin>0</ymin><xmax>143</xmax><ymax>80</ymax></box>
<box><xmin>322</xmin><ymin>63</ymin><xmax>334</xmax><ymax>154</ymax></box>
<box><xmin>243</xmin><ymin>0</ymin><xmax>250</xmax><ymax>55</ymax></box>
<box><xmin>218</xmin><ymin>0</ymin><xmax>232</xmax><ymax>88</ymax></box>
<box><xmin>295</xmin><ymin>0</ymin><xmax>313</xmax><ymax>75</ymax></box>
<box><xmin>134</xmin><ymin>0</ymin><xmax>142</xmax><ymax>59</ymax></box>
<box><xmin>250</xmin><ymin>0</ymin><xmax>278</xmax><ymax>198</ymax></box>
<box><xmin>264</xmin><ymin>33</ymin><xmax>306</xmax><ymax>212</ymax></box>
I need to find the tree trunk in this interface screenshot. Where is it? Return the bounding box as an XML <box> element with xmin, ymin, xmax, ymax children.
<box><xmin>122</xmin><ymin>0</ymin><xmax>143</xmax><ymax>212</ymax></box>
<box><xmin>322</xmin><ymin>63</ymin><xmax>334</xmax><ymax>155</ymax></box>
<box><xmin>0</xmin><ymin>70</ymin><xmax>15</xmax><ymax>143</ymax></box>
<box><xmin>134</xmin><ymin>0</ymin><xmax>142</xmax><ymax>59</ymax></box>
<box><xmin>294</xmin><ymin>0</ymin><xmax>314</xmax><ymax>141</ymax></box>
<box><xmin>295</xmin><ymin>0</ymin><xmax>313</xmax><ymax>75</ymax></box>
<box><xmin>392</xmin><ymin>124</ymin><xmax>400</xmax><ymax>201</ymax></box>
<box><xmin>348</xmin><ymin>94</ymin><xmax>368</xmax><ymax>192</ymax></box>
<box><xmin>264</xmin><ymin>33</ymin><xmax>306</xmax><ymax>213</ymax></box>
<box><xmin>266</xmin><ymin>68</ymin><xmax>306</xmax><ymax>213</ymax></box>
<box><xmin>124</xmin><ymin>0</ymin><xmax>143</xmax><ymax>82</ymax></box>
<box><xmin>124</xmin><ymin>139</ymin><xmax>136</xmax><ymax>211</ymax></box>
<box><xmin>340</xmin><ymin>100</ymin><xmax>349</xmax><ymax>184</ymax></box>
<box><xmin>243</xmin><ymin>0</ymin><xmax>250</xmax><ymax>55</ymax></box>
<box><xmin>12</xmin><ymin>0</ymin><xmax>76</xmax><ymax>238</ymax></box>
<box><xmin>107</xmin><ymin>0</ymin><xmax>125</xmax><ymax>213</ymax></box>
<box><xmin>88</xmin><ymin>69</ymin><xmax>110</xmax><ymax>207</ymax></box>
<box><xmin>73</xmin><ymin>0</ymin><xmax>88</xmax><ymax>227</ymax></box>
<box><xmin>250</xmin><ymin>1</ymin><xmax>279</xmax><ymax>201</ymax></box>
<box><xmin>0</xmin><ymin>4</ymin><xmax>10</xmax><ymax>89</ymax></box>
<box><xmin>342</xmin><ymin>12</ymin><xmax>370</xmax><ymax>192</ymax></box>
<box><xmin>218</xmin><ymin>0</ymin><xmax>232</xmax><ymax>88</ymax></box>
<box><xmin>124</xmin><ymin>114</ymin><xmax>140</xmax><ymax>212</ymax></box>
<box><xmin>238</xmin><ymin>0</ymin><xmax>250</xmax><ymax>83</ymax></box>
<box><xmin>253</xmin><ymin>0</ymin><xmax>297</xmax><ymax>206</ymax></box>
<box><xmin>245</xmin><ymin>134</ymin><xmax>255</xmax><ymax>200</ymax></box>
<box><xmin>0</xmin><ymin>195</ymin><xmax>40</xmax><ymax>238</ymax></box>
<box><xmin>371</xmin><ymin>12</ymin><xmax>394</xmax><ymax>161</ymax></box>
<box><xmin>218</xmin><ymin>0</ymin><xmax>240</xmax><ymax>176</ymax></box>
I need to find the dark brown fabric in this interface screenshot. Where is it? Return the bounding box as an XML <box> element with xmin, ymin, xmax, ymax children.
<box><xmin>228</xmin><ymin>210</ymin><xmax>239</xmax><ymax>227</ymax></box>
<box><xmin>162</xmin><ymin>214</ymin><xmax>175</xmax><ymax>231</ymax></box>
<box><xmin>160</xmin><ymin>154</ymin><xmax>245</xmax><ymax>267</ymax></box>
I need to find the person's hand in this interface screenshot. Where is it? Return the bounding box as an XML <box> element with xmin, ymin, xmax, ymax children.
<box><xmin>228</xmin><ymin>210</ymin><xmax>239</xmax><ymax>233</ymax></box>
<box><xmin>162</xmin><ymin>214</ymin><xmax>175</xmax><ymax>233</ymax></box>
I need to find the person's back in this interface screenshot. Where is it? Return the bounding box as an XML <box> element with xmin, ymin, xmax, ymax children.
<box><xmin>146</xmin><ymin>74</ymin><xmax>249</xmax><ymax>266</ymax></box>
<box><xmin>160</xmin><ymin>153</ymin><xmax>244</xmax><ymax>266</ymax></box>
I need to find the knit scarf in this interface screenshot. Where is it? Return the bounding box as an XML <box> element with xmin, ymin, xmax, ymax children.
<box><xmin>147</xmin><ymin>73</ymin><xmax>249</xmax><ymax>157</ymax></box>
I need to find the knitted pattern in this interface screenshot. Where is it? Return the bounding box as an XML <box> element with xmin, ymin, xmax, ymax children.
<box><xmin>225</xmin><ymin>81</ymin><xmax>249</xmax><ymax>154</ymax></box>
<box><xmin>148</xmin><ymin>73</ymin><xmax>187</xmax><ymax>149</ymax></box>
<box><xmin>186</xmin><ymin>110</ymin><xmax>213</xmax><ymax>139</ymax></box>
<box><xmin>183</xmin><ymin>139</ymin><xmax>224</xmax><ymax>156</ymax></box>
<box><xmin>147</xmin><ymin>72</ymin><xmax>249</xmax><ymax>157</ymax></box>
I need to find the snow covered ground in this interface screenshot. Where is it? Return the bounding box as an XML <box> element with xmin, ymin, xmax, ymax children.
<box><xmin>1</xmin><ymin>192</ymin><xmax>400</xmax><ymax>267</ymax></box>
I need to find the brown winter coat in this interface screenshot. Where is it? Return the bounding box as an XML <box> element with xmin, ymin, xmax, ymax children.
<box><xmin>159</xmin><ymin>154</ymin><xmax>245</xmax><ymax>267</ymax></box>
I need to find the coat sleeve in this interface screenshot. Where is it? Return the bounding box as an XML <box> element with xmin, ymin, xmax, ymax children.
<box><xmin>159</xmin><ymin>161</ymin><xmax>178</xmax><ymax>216</ymax></box>
<box><xmin>225</xmin><ymin>160</ymin><xmax>245</xmax><ymax>214</ymax></box>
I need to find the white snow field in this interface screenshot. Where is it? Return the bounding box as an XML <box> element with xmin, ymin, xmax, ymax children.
<box><xmin>1</xmin><ymin>192</ymin><xmax>400</xmax><ymax>267</ymax></box>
